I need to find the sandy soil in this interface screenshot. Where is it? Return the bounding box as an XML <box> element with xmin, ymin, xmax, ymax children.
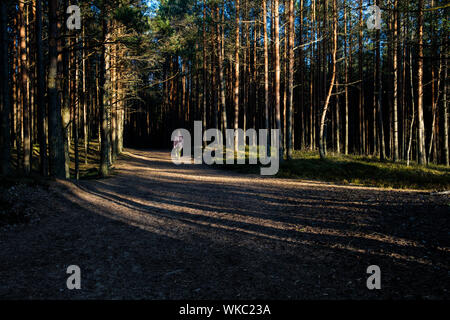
<box><xmin>0</xmin><ymin>149</ymin><xmax>449</xmax><ymax>299</ymax></box>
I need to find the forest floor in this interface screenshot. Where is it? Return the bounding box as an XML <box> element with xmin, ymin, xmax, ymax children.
<box><xmin>0</xmin><ymin>149</ymin><xmax>449</xmax><ymax>299</ymax></box>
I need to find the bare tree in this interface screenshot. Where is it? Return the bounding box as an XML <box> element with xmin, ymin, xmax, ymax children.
<box><xmin>319</xmin><ymin>0</ymin><xmax>337</xmax><ymax>160</ymax></box>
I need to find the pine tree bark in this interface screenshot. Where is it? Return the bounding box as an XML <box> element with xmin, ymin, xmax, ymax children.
<box><xmin>218</xmin><ymin>5</ymin><xmax>228</xmax><ymax>133</ymax></box>
<box><xmin>319</xmin><ymin>0</ymin><xmax>337</xmax><ymax>160</ymax></box>
<box><xmin>375</xmin><ymin>0</ymin><xmax>386</xmax><ymax>161</ymax></box>
<box><xmin>393</xmin><ymin>0</ymin><xmax>399</xmax><ymax>161</ymax></box>
<box><xmin>406</xmin><ymin>43</ymin><xmax>415</xmax><ymax>166</ymax></box>
<box><xmin>0</xmin><ymin>0</ymin><xmax>10</xmax><ymax>175</ymax></box>
<box><xmin>82</xmin><ymin>25</ymin><xmax>88</xmax><ymax>164</ymax></box>
<box><xmin>263</xmin><ymin>0</ymin><xmax>270</xmax><ymax>155</ymax></box>
<box><xmin>217</xmin><ymin>4</ymin><xmax>227</xmax><ymax>132</ymax></box>
<box><xmin>234</xmin><ymin>0</ymin><xmax>240</xmax><ymax>154</ymax></box>
<box><xmin>74</xmin><ymin>39</ymin><xmax>80</xmax><ymax>180</ymax></box>
<box><xmin>443</xmin><ymin>50</ymin><xmax>448</xmax><ymax>166</ymax></box>
<box><xmin>36</xmin><ymin>0</ymin><xmax>48</xmax><ymax>176</ymax></box>
<box><xmin>99</xmin><ymin>4</ymin><xmax>109</xmax><ymax>177</ymax></box>
<box><xmin>47</xmin><ymin>0</ymin><xmax>66</xmax><ymax>178</ymax></box>
<box><xmin>344</xmin><ymin>0</ymin><xmax>349</xmax><ymax>155</ymax></box>
<box><xmin>358</xmin><ymin>0</ymin><xmax>365</xmax><ymax>154</ymax></box>
<box><xmin>60</xmin><ymin>0</ymin><xmax>71</xmax><ymax>177</ymax></box>
<box><xmin>274</xmin><ymin>0</ymin><xmax>283</xmax><ymax>159</ymax></box>
<box><xmin>417</xmin><ymin>0</ymin><xmax>426</xmax><ymax>165</ymax></box>
<box><xmin>243</xmin><ymin>0</ymin><xmax>249</xmax><ymax>134</ymax></box>
<box><xmin>19</xmin><ymin>0</ymin><xmax>30</xmax><ymax>174</ymax></box>
<box><xmin>299</xmin><ymin>0</ymin><xmax>305</xmax><ymax>149</ymax></box>
<box><xmin>203</xmin><ymin>0</ymin><xmax>207</xmax><ymax>138</ymax></box>
<box><xmin>286</xmin><ymin>0</ymin><xmax>294</xmax><ymax>159</ymax></box>
<box><xmin>336</xmin><ymin>77</ymin><xmax>340</xmax><ymax>153</ymax></box>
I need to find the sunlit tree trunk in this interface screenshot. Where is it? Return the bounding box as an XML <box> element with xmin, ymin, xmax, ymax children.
<box><xmin>99</xmin><ymin>4</ymin><xmax>109</xmax><ymax>177</ymax></box>
<box><xmin>234</xmin><ymin>0</ymin><xmax>240</xmax><ymax>154</ymax></box>
<box><xmin>358</xmin><ymin>0</ymin><xmax>365</xmax><ymax>155</ymax></box>
<box><xmin>286</xmin><ymin>0</ymin><xmax>294</xmax><ymax>159</ymax></box>
<box><xmin>335</xmin><ymin>77</ymin><xmax>340</xmax><ymax>154</ymax></box>
<box><xmin>344</xmin><ymin>0</ymin><xmax>349</xmax><ymax>155</ymax></box>
<box><xmin>82</xmin><ymin>24</ymin><xmax>88</xmax><ymax>164</ymax></box>
<box><xmin>393</xmin><ymin>0</ymin><xmax>399</xmax><ymax>161</ymax></box>
<box><xmin>263</xmin><ymin>0</ymin><xmax>270</xmax><ymax>155</ymax></box>
<box><xmin>274</xmin><ymin>0</ymin><xmax>282</xmax><ymax>159</ymax></box>
<box><xmin>218</xmin><ymin>4</ymin><xmax>227</xmax><ymax>132</ymax></box>
<box><xmin>375</xmin><ymin>0</ymin><xmax>385</xmax><ymax>161</ymax></box>
<box><xmin>417</xmin><ymin>0</ymin><xmax>426</xmax><ymax>165</ymax></box>
<box><xmin>202</xmin><ymin>0</ymin><xmax>207</xmax><ymax>140</ymax></box>
<box><xmin>406</xmin><ymin>41</ymin><xmax>415</xmax><ymax>166</ymax></box>
<box><xmin>74</xmin><ymin>37</ymin><xmax>80</xmax><ymax>180</ymax></box>
<box><xmin>319</xmin><ymin>0</ymin><xmax>337</xmax><ymax>160</ymax></box>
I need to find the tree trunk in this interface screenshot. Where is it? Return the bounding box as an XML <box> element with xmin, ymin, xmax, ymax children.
<box><xmin>212</xmin><ymin>9</ymin><xmax>218</xmax><ymax>130</ymax></box>
<box><xmin>0</xmin><ymin>0</ymin><xmax>10</xmax><ymax>175</ymax></box>
<box><xmin>319</xmin><ymin>0</ymin><xmax>337</xmax><ymax>160</ymax></box>
<box><xmin>234</xmin><ymin>0</ymin><xmax>240</xmax><ymax>154</ymax></box>
<box><xmin>35</xmin><ymin>0</ymin><xmax>48</xmax><ymax>176</ymax></box>
<box><xmin>376</xmin><ymin>0</ymin><xmax>386</xmax><ymax>161</ymax></box>
<box><xmin>82</xmin><ymin>25</ymin><xmax>88</xmax><ymax>164</ymax></box>
<box><xmin>286</xmin><ymin>0</ymin><xmax>294</xmax><ymax>159</ymax></box>
<box><xmin>263</xmin><ymin>0</ymin><xmax>270</xmax><ymax>155</ymax></box>
<box><xmin>74</xmin><ymin>39</ymin><xmax>80</xmax><ymax>181</ymax></box>
<box><xmin>19</xmin><ymin>0</ymin><xmax>30</xmax><ymax>174</ymax></box>
<box><xmin>406</xmin><ymin>44</ymin><xmax>415</xmax><ymax>166</ymax></box>
<box><xmin>274</xmin><ymin>0</ymin><xmax>282</xmax><ymax>159</ymax></box>
<box><xmin>358</xmin><ymin>0</ymin><xmax>365</xmax><ymax>155</ymax></box>
<box><xmin>47</xmin><ymin>0</ymin><xmax>66</xmax><ymax>178</ymax></box>
<box><xmin>61</xmin><ymin>0</ymin><xmax>70</xmax><ymax>178</ymax></box>
<box><xmin>203</xmin><ymin>0</ymin><xmax>207</xmax><ymax>141</ymax></box>
<box><xmin>336</xmin><ymin>77</ymin><xmax>340</xmax><ymax>153</ymax></box>
<box><xmin>444</xmin><ymin>49</ymin><xmax>448</xmax><ymax>166</ymax></box>
<box><xmin>417</xmin><ymin>0</ymin><xmax>426</xmax><ymax>165</ymax></box>
<box><xmin>99</xmin><ymin>5</ymin><xmax>109</xmax><ymax>177</ymax></box>
<box><xmin>393</xmin><ymin>0</ymin><xmax>399</xmax><ymax>161</ymax></box>
<box><xmin>218</xmin><ymin>5</ymin><xmax>227</xmax><ymax>132</ymax></box>
<box><xmin>344</xmin><ymin>0</ymin><xmax>349</xmax><ymax>155</ymax></box>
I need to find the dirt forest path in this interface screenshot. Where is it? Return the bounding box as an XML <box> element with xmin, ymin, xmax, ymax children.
<box><xmin>1</xmin><ymin>149</ymin><xmax>449</xmax><ymax>299</ymax></box>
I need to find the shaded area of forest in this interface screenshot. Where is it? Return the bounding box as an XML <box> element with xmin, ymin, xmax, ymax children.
<box><xmin>0</xmin><ymin>150</ymin><xmax>449</xmax><ymax>299</ymax></box>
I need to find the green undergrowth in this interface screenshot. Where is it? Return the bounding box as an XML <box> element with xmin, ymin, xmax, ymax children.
<box><xmin>215</xmin><ymin>148</ymin><xmax>450</xmax><ymax>191</ymax></box>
